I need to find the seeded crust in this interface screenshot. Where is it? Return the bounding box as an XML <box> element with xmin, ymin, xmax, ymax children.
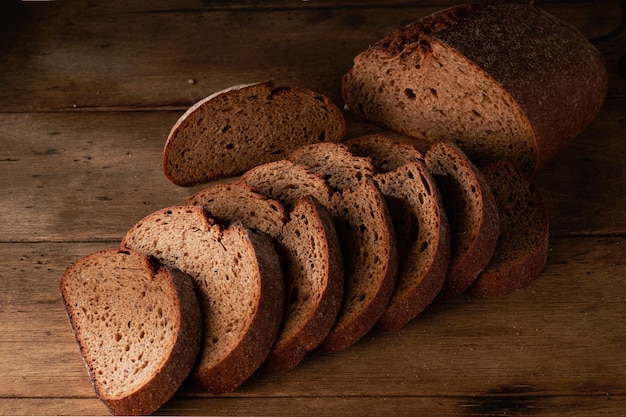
<box><xmin>287</xmin><ymin>143</ymin><xmax>398</xmax><ymax>351</ymax></box>
<box><xmin>121</xmin><ymin>206</ymin><xmax>284</xmax><ymax>394</ymax></box>
<box><xmin>163</xmin><ymin>81</ymin><xmax>346</xmax><ymax>186</ymax></box>
<box><xmin>424</xmin><ymin>140</ymin><xmax>500</xmax><ymax>297</ymax></box>
<box><xmin>470</xmin><ymin>160</ymin><xmax>549</xmax><ymax>298</ymax></box>
<box><xmin>342</xmin><ymin>2</ymin><xmax>607</xmax><ymax>174</ymax></box>
<box><xmin>60</xmin><ymin>249</ymin><xmax>201</xmax><ymax>416</ymax></box>
<box><xmin>346</xmin><ymin>134</ymin><xmax>450</xmax><ymax>330</ymax></box>
<box><xmin>186</xmin><ymin>182</ymin><xmax>344</xmax><ymax>373</ymax></box>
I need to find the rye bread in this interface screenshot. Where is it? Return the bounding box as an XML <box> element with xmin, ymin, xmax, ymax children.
<box><xmin>60</xmin><ymin>248</ymin><xmax>201</xmax><ymax>416</ymax></box>
<box><xmin>470</xmin><ymin>160</ymin><xmax>550</xmax><ymax>298</ymax></box>
<box><xmin>163</xmin><ymin>81</ymin><xmax>345</xmax><ymax>186</ymax></box>
<box><xmin>345</xmin><ymin>134</ymin><xmax>450</xmax><ymax>330</ymax></box>
<box><xmin>424</xmin><ymin>140</ymin><xmax>500</xmax><ymax>297</ymax></box>
<box><xmin>186</xmin><ymin>182</ymin><xmax>344</xmax><ymax>373</ymax></box>
<box><xmin>121</xmin><ymin>206</ymin><xmax>284</xmax><ymax>393</ymax></box>
<box><xmin>342</xmin><ymin>2</ymin><xmax>607</xmax><ymax>174</ymax></box>
<box><xmin>286</xmin><ymin>143</ymin><xmax>399</xmax><ymax>350</ymax></box>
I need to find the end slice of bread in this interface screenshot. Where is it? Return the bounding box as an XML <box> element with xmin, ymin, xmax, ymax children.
<box><xmin>346</xmin><ymin>134</ymin><xmax>450</xmax><ymax>330</ymax></box>
<box><xmin>121</xmin><ymin>206</ymin><xmax>284</xmax><ymax>393</ymax></box>
<box><xmin>424</xmin><ymin>140</ymin><xmax>500</xmax><ymax>297</ymax></box>
<box><xmin>186</xmin><ymin>182</ymin><xmax>344</xmax><ymax>373</ymax></box>
<box><xmin>470</xmin><ymin>160</ymin><xmax>549</xmax><ymax>298</ymax></box>
<box><xmin>60</xmin><ymin>248</ymin><xmax>201</xmax><ymax>416</ymax></box>
<box><xmin>163</xmin><ymin>81</ymin><xmax>346</xmax><ymax>186</ymax></box>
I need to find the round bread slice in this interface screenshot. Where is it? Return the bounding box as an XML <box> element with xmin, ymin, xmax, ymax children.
<box><xmin>342</xmin><ymin>2</ymin><xmax>607</xmax><ymax>174</ymax></box>
<box><xmin>186</xmin><ymin>182</ymin><xmax>344</xmax><ymax>373</ymax></box>
<box><xmin>121</xmin><ymin>206</ymin><xmax>284</xmax><ymax>394</ymax></box>
<box><xmin>346</xmin><ymin>134</ymin><xmax>450</xmax><ymax>330</ymax></box>
<box><xmin>287</xmin><ymin>143</ymin><xmax>398</xmax><ymax>351</ymax></box>
<box><xmin>470</xmin><ymin>160</ymin><xmax>549</xmax><ymax>298</ymax></box>
<box><xmin>424</xmin><ymin>140</ymin><xmax>500</xmax><ymax>297</ymax></box>
<box><xmin>60</xmin><ymin>248</ymin><xmax>201</xmax><ymax>416</ymax></box>
<box><xmin>163</xmin><ymin>81</ymin><xmax>346</xmax><ymax>186</ymax></box>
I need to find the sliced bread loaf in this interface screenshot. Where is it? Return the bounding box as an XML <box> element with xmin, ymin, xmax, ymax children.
<box><xmin>121</xmin><ymin>206</ymin><xmax>284</xmax><ymax>394</ymax></box>
<box><xmin>470</xmin><ymin>160</ymin><xmax>550</xmax><ymax>298</ymax></box>
<box><xmin>186</xmin><ymin>182</ymin><xmax>344</xmax><ymax>373</ymax></box>
<box><xmin>163</xmin><ymin>81</ymin><xmax>346</xmax><ymax>186</ymax></box>
<box><xmin>424</xmin><ymin>140</ymin><xmax>500</xmax><ymax>297</ymax></box>
<box><xmin>60</xmin><ymin>248</ymin><xmax>201</xmax><ymax>416</ymax></box>
<box><xmin>287</xmin><ymin>143</ymin><xmax>398</xmax><ymax>350</ymax></box>
<box><xmin>345</xmin><ymin>134</ymin><xmax>450</xmax><ymax>330</ymax></box>
<box><xmin>342</xmin><ymin>2</ymin><xmax>607</xmax><ymax>174</ymax></box>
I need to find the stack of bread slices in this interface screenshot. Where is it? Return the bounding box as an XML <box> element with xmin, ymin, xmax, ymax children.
<box><xmin>60</xmin><ymin>2</ymin><xmax>607</xmax><ymax>415</ymax></box>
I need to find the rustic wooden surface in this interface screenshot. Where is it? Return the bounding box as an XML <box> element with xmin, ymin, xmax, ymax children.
<box><xmin>1</xmin><ymin>0</ymin><xmax>625</xmax><ymax>415</ymax></box>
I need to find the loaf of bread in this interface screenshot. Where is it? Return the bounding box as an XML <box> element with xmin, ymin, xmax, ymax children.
<box><xmin>342</xmin><ymin>2</ymin><xmax>607</xmax><ymax>174</ymax></box>
<box><xmin>345</xmin><ymin>134</ymin><xmax>450</xmax><ymax>330</ymax></box>
<box><xmin>121</xmin><ymin>206</ymin><xmax>284</xmax><ymax>393</ymax></box>
<box><xmin>287</xmin><ymin>143</ymin><xmax>398</xmax><ymax>350</ymax></box>
<box><xmin>424</xmin><ymin>140</ymin><xmax>500</xmax><ymax>297</ymax></box>
<box><xmin>60</xmin><ymin>249</ymin><xmax>201</xmax><ymax>416</ymax></box>
<box><xmin>163</xmin><ymin>81</ymin><xmax>346</xmax><ymax>186</ymax></box>
<box><xmin>186</xmin><ymin>182</ymin><xmax>344</xmax><ymax>373</ymax></box>
<box><xmin>470</xmin><ymin>160</ymin><xmax>549</xmax><ymax>298</ymax></box>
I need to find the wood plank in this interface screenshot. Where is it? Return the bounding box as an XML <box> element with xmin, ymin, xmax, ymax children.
<box><xmin>533</xmin><ymin>97</ymin><xmax>626</xmax><ymax>236</ymax></box>
<box><xmin>3</xmin><ymin>394</ymin><xmax>626</xmax><ymax>417</ymax></box>
<box><xmin>0</xmin><ymin>2</ymin><xmax>622</xmax><ymax>112</ymax></box>
<box><xmin>1</xmin><ymin>235</ymin><xmax>623</xmax><ymax>403</ymax></box>
<box><xmin>1</xmin><ymin>99</ymin><xmax>624</xmax><ymax>243</ymax></box>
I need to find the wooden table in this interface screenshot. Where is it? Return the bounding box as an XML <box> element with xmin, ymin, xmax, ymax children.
<box><xmin>1</xmin><ymin>1</ymin><xmax>624</xmax><ymax>415</ymax></box>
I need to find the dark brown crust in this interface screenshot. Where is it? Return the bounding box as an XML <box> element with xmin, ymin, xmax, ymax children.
<box><xmin>470</xmin><ymin>160</ymin><xmax>550</xmax><ymax>298</ymax></box>
<box><xmin>60</xmin><ymin>249</ymin><xmax>201</xmax><ymax>416</ymax></box>
<box><xmin>424</xmin><ymin>141</ymin><xmax>500</xmax><ymax>297</ymax></box>
<box><xmin>432</xmin><ymin>3</ymin><xmax>607</xmax><ymax>172</ymax></box>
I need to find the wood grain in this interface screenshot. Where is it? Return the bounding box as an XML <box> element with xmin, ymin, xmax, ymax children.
<box><xmin>0</xmin><ymin>0</ymin><xmax>624</xmax><ymax>415</ymax></box>
<box><xmin>0</xmin><ymin>1</ymin><xmax>623</xmax><ymax>112</ymax></box>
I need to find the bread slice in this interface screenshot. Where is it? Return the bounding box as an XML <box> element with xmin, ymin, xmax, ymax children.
<box><xmin>287</xmin><ymin>143</ymin><xmax>398</xmax><ymax>350</ymax></box>
<box><xmin>163</xmin><ymin>81</ymin><xmax>346</xmax><ymax>186</ymax></box>
<box><xmin>470</xmin><ymin>160</ymin><xmax>549</xmax><ymax>298</ymax></box>
<box><xmin>342</xmin><ymin>2</ymin><xmax>607</xmax><ymax>174</ymax></box>
<box><xmin>121</xmin><ymin>206</ymin><xmax>284</xmax><ymax>393</ymax></box>
<box><xmin>345</xmin><ymin>134</ymin><xmax>450</xmax><ymax>330</ymax></box>
<box><xmin>240</xmin><ymin>159</ymin><xmax>334</xmax><ymax>208</ymax></box>
<box><xmin>60</xmin><ymin>248</ymin><xmax>201</xmax><ymax>416</ymax></box>
<box><xmin>186</xmin><ymin>182</ymin><xmax>344</xmax><ymax>373</ymax></box>
<box><xmin>424</xmin><ymin>140</ymin><xmax>499</xmax><ymax>297</ymax></box>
